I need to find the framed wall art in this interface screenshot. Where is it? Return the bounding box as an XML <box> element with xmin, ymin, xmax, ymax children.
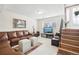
<box><xmin>13</xmin><ymin>18</ymin><xmax>26</xmax><ymax>28</ymax></box>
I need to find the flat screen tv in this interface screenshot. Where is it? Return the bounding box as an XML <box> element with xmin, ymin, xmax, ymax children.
<box><xmin>43</xmin><ymin>27</ymin><xmax>53</xmax><ymax>33</ymax></box>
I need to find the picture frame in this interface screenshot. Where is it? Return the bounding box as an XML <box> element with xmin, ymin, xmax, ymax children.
<box><xmin>13</xmin><ymin>18</ymin><xmax>26</xmax><ymax>28</ymax></box>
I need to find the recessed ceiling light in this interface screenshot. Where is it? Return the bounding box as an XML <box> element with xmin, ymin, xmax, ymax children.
<box><xmin>36</xmin><ymin>9</ymin><xmax>44</xmax><ymax>14</ymax></box>
<box><xmin>38</xmin><ymin>11</ymin><xmax>43</xmax><ymax>14</ymax></box>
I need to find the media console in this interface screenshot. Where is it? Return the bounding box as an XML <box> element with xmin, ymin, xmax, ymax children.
<box><xmin>41</xmin><ymin>33</ymin><xmax>54</xmax><ymax>38</ymax></box>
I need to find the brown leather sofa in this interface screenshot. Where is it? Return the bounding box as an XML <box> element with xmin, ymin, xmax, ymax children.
<box><xmin>6</xmin><ymin>30</ymin><xmax>32</xmax><ymax>46</ymax></box>
<box><xmin>0</xmin><ymin>32</ymin><xmax>22</xmax><ymax>55</ymax></box>
<box><xmin>0</xmin><ymin>30</ymin><xmax>33</xmax><ymax>55</ymax></box>
<box><xmin>7</xmin><ymin>31</ymin><xmax>20</xmax><ymax>46</ymax></box>
<box><xmin>16</xmin><ymin>31</ymin><xmax>29</xmax><ymax>40</ymax></box>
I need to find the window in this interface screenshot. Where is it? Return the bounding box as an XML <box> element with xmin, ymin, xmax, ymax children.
<box><xmin>66</xmin><ymin>5</ymin><xmax>79</xmax><ymax>25</ymax></box>
<box><xmin>72</xmin><ymin>6</ymin><xmax>79</xmax><ymax>25</ymax></box>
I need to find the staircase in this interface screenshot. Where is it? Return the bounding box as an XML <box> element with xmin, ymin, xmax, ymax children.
<box><xmin>58</xmin><ymin>29</ymin><xmax>79</xmax><ymax>55</ymax></box>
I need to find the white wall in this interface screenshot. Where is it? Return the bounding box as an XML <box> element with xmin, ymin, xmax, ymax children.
<box><xmin>0</xmin><ymin>10</ymin><xmax>37</xmax><ymax>32</ymax></box>
<box><xmin>64</xmin><ymin>4</ymin><xmax>76</xmax><ymax>7</ymax></box>
<box><xmin>37</xmin><ymin>15</ymin><xmax>65</xmax><ymax>34</ymax></box>
<box><xmin>65</xmin><ymin>4</ymin><xmax>79</xmax><ymax>29</ymax></box>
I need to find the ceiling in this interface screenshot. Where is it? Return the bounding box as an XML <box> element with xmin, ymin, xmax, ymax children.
<box><xmin>0</xmin><ymin>4</ymin><xmax>64</xmax><ymax>19</ymax></box>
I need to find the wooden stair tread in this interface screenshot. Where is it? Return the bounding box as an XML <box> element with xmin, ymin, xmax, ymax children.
<box><xmin>61</xmin><ymin>38</ymin><xmax>79</xmax><ymax>43</ymax></box>
<box><xmin>62</xmin><ymin>34</ymin><xmax>79</xmax><ymax>37</ymax></box>
<box><xmin>58</xmin><ymin>29</ymin><xmax>79</xmax><ymax>55</ymax></box>
<box><xmin>59</xmin><ymin>48</ymin><xmax>79</xmax><ymax>55</ymax></box>
<box><xmin>62</xmin><ymin>29</ymin><xmax>79</xmax><ymax>32</ymax></box>
<box><xmin>61</xmin><ymin>38</ymin><xmax>79</xmax><ymax>46</ymax></box>
<box><xmin>61</xmin><ymin>43</ymin><xmax>79</xmax><ymax>49</ymax></box>
<box><xmin>62</xmin><ymin>32</ymin><xmax>79</xmax><ymax>36</ymax></box>
<box><xmin>61</xmin><ymin>34</ymin><xmax>79</xmax><ymax>41</ymax></box>
<box><xmin>62</xmin><ymin>31</ymin><xmax>79</xmax><ymax>33</ymax></box>
<box><xmin>62</xmin><ymin>32</ymin><xmax>79</xmax><ymax>34</ymax></box>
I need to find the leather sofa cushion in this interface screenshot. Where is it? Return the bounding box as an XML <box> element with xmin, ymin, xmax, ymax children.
<box><xmin>10</xmin><ymin>41</ymin><xmax>19</xmax><ymax>46</ymax></box>
<box><xmin>21</xmin><ymin>36</ymin><xmax>28</xmax><ymax>39</ymax></box>
<box><xmin>23</xmin><ymin>31</ymin><xmax>28</xmax><ymax>36</ymax></box>
<box><xmin>7</xmin><ymin>32</ymin><xmax>17</xmax><ymax>39</ymax></box>
<box><xmin>0</xmin><ymin>32</ymin><xmax>8</xmax><ymax>42</ymax></box>
<box><xmin>10</xmin><ymin>38</ymin><xmax>20</xmax><ymax>42</ymax></box>
<box><xmin>17</xmin><ymin>31</ymin><xmax>24</xmax><ymax>37</ymax></box>
<box><xmin>9</xmin><ymin>38</ymin><xmax>20</xmax><ymax>46</ymax></box>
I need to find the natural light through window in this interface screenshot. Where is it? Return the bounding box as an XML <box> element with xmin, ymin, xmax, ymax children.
<box><xmin>72</xmin><ymin>6</ymin><xmax>79</xmax><ymax>25</ymax></box>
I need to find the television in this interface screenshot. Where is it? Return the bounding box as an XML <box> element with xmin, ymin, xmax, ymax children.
<box><xmin>43</xmin><ymin>27</ymin><xmax>53</xmax><ymax>33</ymax></box>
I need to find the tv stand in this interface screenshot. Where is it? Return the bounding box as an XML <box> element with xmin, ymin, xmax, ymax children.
<box><xmin>41</xmin><ymin>33</ymin><xmax>54</xmax><ymax>39</ymax></box>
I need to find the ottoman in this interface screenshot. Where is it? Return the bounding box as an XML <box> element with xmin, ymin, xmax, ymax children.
<box><xmin>51</xmin><ymin>38</ymin><xmax>59</xmax><ymax>47</ymax></box>
<box><xmin>19</xmin><ymin>39</ymin><xmax>31</xmax><ymax>53</ymax></box>
<box><xmin>30</xmin><ymin>37</ymin><xmax>38</xmax><ymax>46</ymax></box>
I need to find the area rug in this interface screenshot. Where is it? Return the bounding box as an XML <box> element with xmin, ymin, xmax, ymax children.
<box><xmin>24</xmin><ymin>42</ymin><xmax>42</xmax><ymax>55</ymax></box>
